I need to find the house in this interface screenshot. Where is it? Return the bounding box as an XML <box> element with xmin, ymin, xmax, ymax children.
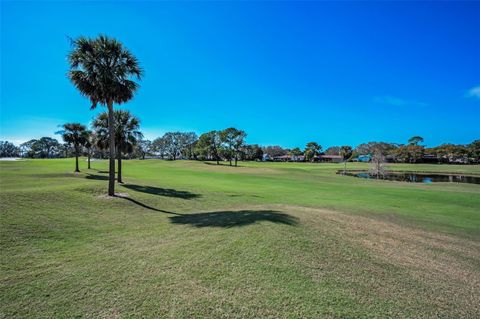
<box><xmin>357</xmin><ymin>154</ymin><xmax>371</xmax><ymax>162</ymax></box>
<box><xmin>271</xmin><ymin>155</ymin><xmax>306</xmax><ymax>162</ymax></box>
<box><xmin>319</xmin><ymin>155</ymin><xmax>343</xmax><ymax>163</ymax></box>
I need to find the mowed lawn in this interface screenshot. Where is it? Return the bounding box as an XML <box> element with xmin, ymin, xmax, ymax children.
<box><xmin>1</xmin><ymin>159</ymin><xmax>479</xmax><ymax>318</ymax></box>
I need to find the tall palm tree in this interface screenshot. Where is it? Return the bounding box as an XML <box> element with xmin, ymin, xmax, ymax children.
<box><xmin>93</xmin><ymin>110</ymin><xmax>143</xmax><ymax>183</ymax></box>
<box><xmin>59</xmin><ymin>123</ymin><xmax>89</xmax><ymax>172</ymax></box>
<box><xmin>68</xmin><ymin>35</ymin><xmax>143</xmax><ymax>196</ymax></box>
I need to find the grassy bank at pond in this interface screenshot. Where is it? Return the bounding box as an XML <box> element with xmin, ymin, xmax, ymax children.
<box><xmin>1</xmin><ymin>159</ymin><xmax>479</xmax><ymax>318</ymax></box>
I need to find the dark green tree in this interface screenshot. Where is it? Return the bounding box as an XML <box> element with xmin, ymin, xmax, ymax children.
<box><xmin>135</xmin><ymin>139</ymin><xmax>152</xmax><ymax>160</ymax></box>
<box><xmin>0</xmin><ymin>141</ymin><xmax>20</xmax><ymax>157</ymax></box>
<box><xmin>468</xmin><ymin>140</ymin><xmax>480</xmax><ymax>163</ymax></box>
<box><xmin>304</xmin><ymin>142</ymin><xmax>321</xmax><ymax>162</ymax></box>
<box><xmin>408</xmin><ymin>136</ymin><xmax>424</xmax><ymax>146</ymax></box>
<box><xmin>220</xmin><ymin>128</ymin><xmax>247</xmax><ymax>166</ymax></box>
<box><xmin>195</xmin><ymin>131</ymin><xmax>222</xmax><ymax>164</ymax></box>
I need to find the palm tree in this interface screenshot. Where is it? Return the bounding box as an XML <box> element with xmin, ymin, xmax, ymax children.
<box><xmin>68</xmin><ymin>35</ymin><xmax>143</xmax><ymax>196</ymax></box>
<box><xmin>93</xmin><ymin>110</ymin><xmax>143</xmax><ymax>183</ymax></box>
<box><xmin>84</xmin><ymin>131</ymin><xmax>94</xmax><ymax>169</ymax></box>
<box><xmin>340</xmin><ymin>145</ymin><xmax>353</xmax><ymax>173</ymax></box>
<box><xmin>59</xmin><ymin>123</ymin><xmax>88</xmax><ymax>172</ymax></box>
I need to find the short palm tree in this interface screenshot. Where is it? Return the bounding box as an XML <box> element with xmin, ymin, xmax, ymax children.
<box><xmin>68</xmin><ymin>35</ymin><xmax>142</xmax><ymax>195</ymax></box>
<box><xmin>93</xmin><ymin>110</ymin><xmax>143</xmax><ymax>183</ymax></box>
<box><xmin>84</xmin><ymin>130</ymin><xmax>94</xmax><ymax>169</ymax></box>
<box><xmin>340</xmin><ymin>145</ymin><xmax>353</xmax><ymax>173</ymax></box>
<box><xmin>59</xmin><ymin>123</ymin><xmax>89</xmax><ymax>172</ymax></box>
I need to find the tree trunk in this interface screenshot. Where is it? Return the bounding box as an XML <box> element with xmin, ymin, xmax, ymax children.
<box><xmin>74</xmin><ymin>145</ymin><xmax>80</xmax><ymax>172</ymax></box>
<box><xmin>235</xmin><ymin>155</ymin><xmax>237</xmax><ymax>167</ymax></box>
<box><xmin>107</xmin><ymin>101</ymin><xmax>116</xmax><ymax>196</ymax></box>
<box><xmin>117</xmin><ymin>145</ymin><xmax>123</xmax><ymax>183</ymax></box>
<box><xmin>88</xmin><ymin>152</ymin><xmax>91</xmax><ymax>169</ymax></box>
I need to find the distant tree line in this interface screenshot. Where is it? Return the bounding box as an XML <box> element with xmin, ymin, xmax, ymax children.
<box><xmin>2</xmin><ymin>134</ymin><xmax>480</xmax><ymax>165</ymax></box>
<box><xmin>350</xmin><ymin>138</ymin><xmax>480</xmax><ymax>164</ymax></box>
<box><xmin>241</xmin><ymin>137</ymin><xmax>480</xmax><ymax>164</ymax></box>
<box><xmin>151</xmin><ymin>128</ymin><xmax>262</xmax><ymax>166</ymax></box>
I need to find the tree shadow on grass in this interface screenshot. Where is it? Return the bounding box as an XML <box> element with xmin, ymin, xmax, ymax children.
<box><xmin>85</xmin><ymin>173</ymin><xmax>109</xmax><ymax>181</ymax></box>
<box><xmin>117</xmin><ymin>196</ymin><xmax>178</xmax><ymax>215</ymax></box>
<box><xmin>122</xmin><ymin>184</ymin><xmax>200</xmax><ymax>199</ymax></box>
<box><xmin>169</xmin><ymin>210</ymin><xmax>297</xmax><ymax>228</ymax></box>
<box><xmin>202</xmin><ymin>161</ymin><xmax>243</xmax><ymax>167</ymax></box>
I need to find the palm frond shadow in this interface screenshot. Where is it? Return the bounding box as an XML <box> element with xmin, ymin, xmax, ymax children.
<box><xmin>169</xmin><ymin>210</ymin><xmax>298</xmax><ymax>228</ymax></box>
<box><xmin>117</xmin><ymin>196</ymin><xmax>178</xmax><ymax>214</ymax></box>
<box><xmin>85</xmin><ymin>173</ymin><xmax>109</xmax><ymax>181</ymax></box>
<box><xmin>123</xmin><ymin>184</ymin><xmax>200</xmax><ymax>199</ymax></box>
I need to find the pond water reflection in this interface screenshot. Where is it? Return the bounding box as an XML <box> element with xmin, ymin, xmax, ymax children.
<box><xmin>338</xmin><ymin>171</ymin><xmax>480</xmax><ymax>184</ymax></box>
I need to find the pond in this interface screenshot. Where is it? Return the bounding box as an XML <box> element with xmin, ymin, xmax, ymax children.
<box><xmin>337</xmin><ymin>170</ymin><xmax>480</xmax><ymax>184</ymax></box>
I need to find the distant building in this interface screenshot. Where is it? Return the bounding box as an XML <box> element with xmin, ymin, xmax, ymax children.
<box><xmin>262</xmin><ymin>154</ymin><xmax>272</xmax><ymax>161</ymax></box>
<box><xmin>357</xmin><ymin>154</ymin><xmax>371</xmax><ymax>162</ymax></box>
<box><xmin>271</xmin><ymin>155</ymin><xmax>305</xmax><ymax>162</ymax></box>
<box><xmin>319</xmin><ymin>155</ymin><xmax>343</xmax><ymax>163</ymax></box>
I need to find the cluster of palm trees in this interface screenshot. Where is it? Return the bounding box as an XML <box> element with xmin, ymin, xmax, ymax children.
<box><xmin>59</xmin><ymin>110</ymin><xmax>142</xmax><ymax>181</ymax></box>
<box><xmin>91</xmin><ymin>110</ymin><xmax>142</xmax><ymax>183</ymax></box>
<box><xmin>67</xmin><ymin>35</ymin><xmax>143</xmax><ymax>196</ymax></box>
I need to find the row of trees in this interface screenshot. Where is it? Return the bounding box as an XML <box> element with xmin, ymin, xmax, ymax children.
<box><xmin>3</xmin><ymin>135</ymin><xmax>480</xmax><ymax>165</ymax></box>
<box><xmin>260</xmin><ymin>143</ymin><xmax>352</xmax><ymax>162</ymax></box>
<box><xmin>151</xmin><ymin>128</ymin><xmax>261</xmax><ymax>165</ymax></box>
<box><xmin>249</xmin><ymin>137</ymin><xmax>480</xmax><ymax>164</ymax></box>
<box><xmin>4</xmin><ymin>132</ymin><xmax>480</xmax><ymax>165</ymax></box>
<box><xmin>351</xmin><ymin>137</ymin><xmax>480</xmax><ymax>164</ymax></box>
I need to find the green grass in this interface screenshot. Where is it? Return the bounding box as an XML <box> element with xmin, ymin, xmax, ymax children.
<box><xmin>1</xmin><ymin>159</ymin><xmax>479</xmax><ymax>318</ymax></box>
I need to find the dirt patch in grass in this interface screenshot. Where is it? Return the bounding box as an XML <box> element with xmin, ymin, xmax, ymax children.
<box><xmin>97</xmin><ymin>192</ymin><xmax>130</xmax><ymax>199</ymax></box>
<box><xmin>276</xmin><ymin>205</ymin><xmax>480</xmax><ymax>317</ymax></box>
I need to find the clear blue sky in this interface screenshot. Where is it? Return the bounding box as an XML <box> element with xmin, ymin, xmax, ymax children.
<box><xmin>1</xmin><ymin>1</ymin><xmax>479</xmax><ymax>148</ymax></box>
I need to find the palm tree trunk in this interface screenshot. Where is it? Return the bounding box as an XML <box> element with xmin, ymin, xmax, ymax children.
<box><xmin>75</xmin><ymin>145</ymin><xmax>80</xmax><ymax>172</ymax></box>
<box><xmin>117</xmin><ymin>145</ymin><xmax>123</xmax><ymax>183</ymax></box>
<box><xmin>107</xmin><ymin>101</ymin><xmax>116</xmax><ymax>196</ymax></box>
